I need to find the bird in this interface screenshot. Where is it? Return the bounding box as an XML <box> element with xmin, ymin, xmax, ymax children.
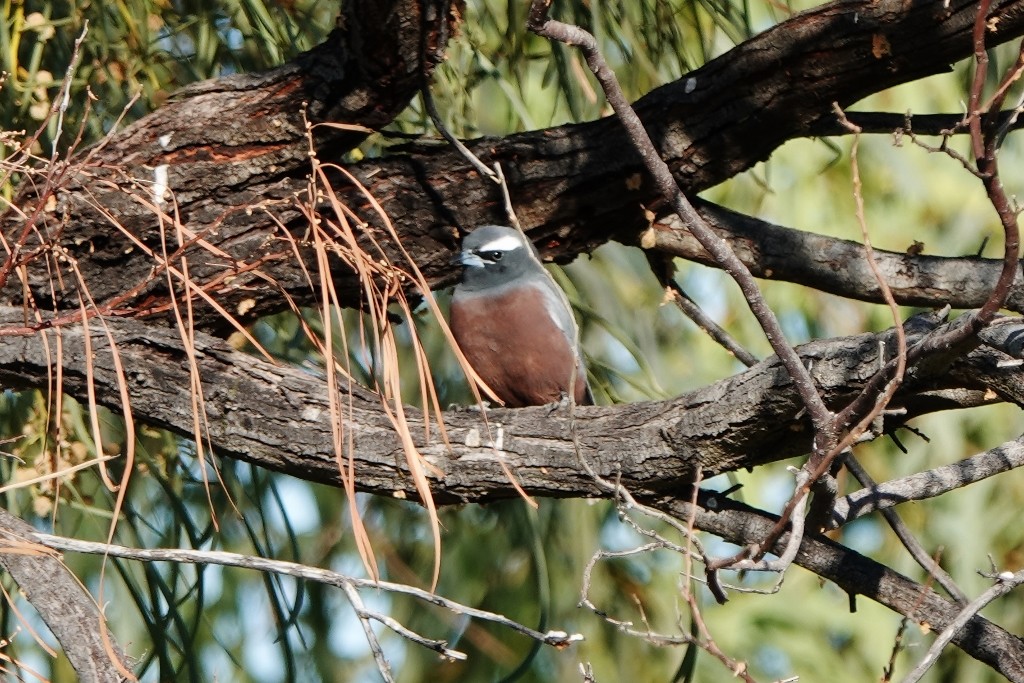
<box><xmin>449</xmin><ymin>225</ymin><xmax>591</xmax><ymax>408</ymax></box>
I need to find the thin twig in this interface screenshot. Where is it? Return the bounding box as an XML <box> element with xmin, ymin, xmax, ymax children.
<box><xmin>842</xmin><ymin>454</ymin><xmax>968</xmax><ymax>604</ymax></box>
<box><xmin>526</xmin><ymin>4</ymin><xmax>832</xmax><ymax>439</ymax></box>
<box><xmin>645</xmin><ymin>251</ymin><xmax>758</xmax><ymax>367</ymax></box>
<box><xmin>421</xmin><ymin>83</ymin><xmax>499</xmax><ymax>183</ymax></box>
<box><xmin>833</xmin><ymin>3</ymin><xmax>1021</xmax><ymax>441</ymax></box>
<box><xmin>29</xmin><ymin>533</ymin><xmax>584</xmax><ymax>651</ymax></box>
<box><xmin>901</xmin><ymin>569</ymin><xmax>1024</xmax><ymax>683</ymax></box>
<box><xmin>339</xmin><ymin>582</ymin><xmax>398</xmax><ymax>681</ymax></box>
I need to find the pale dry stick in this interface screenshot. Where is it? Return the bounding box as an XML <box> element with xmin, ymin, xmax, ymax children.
<box><xmin>339</xmin><ymin>581</ymin><xmax>397</xmax><ymax>682</ymax></box>
<box><xmin>358</xmin><ymin>601</ymin><xmax>467</xmax><ymax>663</ymax></box>
<box><xmin>50</xmin><ymin>23</ymin><xmax>89</xmax><ymax>159</ymax></box>
<box><xmin>568</xmin><ymin>446</ymin><xmax>712</xmax><ymax>569</ymax></box>
<box><xmin>614</xmin><ymin>516</ymin><xmax>705</xmax><ymax>563</ymax></box>
<box><xmin>29</xmin><ymin>532</ymin><xmax>583</xmax><ymax>650</ymax></box>
<box><xmin>901</xmin><ymin>569</ymin><xmax>1024</xmax><ymax>683</ymax></box>
<box><xmin>841</xmin><ymin>454</ymin><xmax>968</xmax><ymax>604</ymax></box>
<box><xmin>577</xmin><ymin>499</ymin><xmax>763</xmax><ymax>677</ymax></box>
<box><xmin>578</xmin><ymin>543</ymin><xmax>691</xmax><ymax>645</ymax></box>
<box><xmin>0</xmin><ymin>454</ymin><xmax>117</xmax><ymax>495</ymax></box>
<box><xmin>727</xmin><ymin>468</ymin><xmax>811</xmax><ymax>574</ymax></box>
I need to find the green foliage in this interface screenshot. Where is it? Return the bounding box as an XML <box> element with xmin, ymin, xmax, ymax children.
<box><xmin>0</xmin><ymin>0</ymin><xmax>334</xmax><ymax>156</ymax></box>
<box><xmin>2</xmin><ymin>0</ymin><xmax>1024</xmax><ymax>682</ymax></box>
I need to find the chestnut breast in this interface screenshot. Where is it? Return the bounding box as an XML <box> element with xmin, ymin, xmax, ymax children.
<box><xmin>450</xmin><ymin>283</ymin><xmax>588</xmax><ymax>407</ymax></box>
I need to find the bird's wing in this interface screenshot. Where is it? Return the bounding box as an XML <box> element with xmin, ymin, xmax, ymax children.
<box><xmin>533</xmin><ymin>277</ymin><xmax>582</xmax><ymax>351</ymax></box>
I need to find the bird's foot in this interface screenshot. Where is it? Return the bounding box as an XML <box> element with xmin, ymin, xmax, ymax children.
<box><xmin>448</xmin><ymin>400</ymin><xmax>491</xmax><ymax>412</ymax></box>
<box><xmin>545</xmin><ymin>392</ymin><xmax>573</xmax><ymax>415</ymax></box>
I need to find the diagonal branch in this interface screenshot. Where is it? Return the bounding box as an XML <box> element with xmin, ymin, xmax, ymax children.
<box><xmin>0</xmin><ymin>508</ymin><xmax>133</xmax><ymax>681</ymax></box>
<box><xmin>831</xmin><ymin>435</ymin><xmax>1024</xmax><ymax>527</ymax></box>
<box><xmin>528</xmin><ymin>2</ymin><xmax>832</xmax><ymax>441</ymax></box>
<box><xmin>662</xmin><ymin>492</ymin><xmax>1024</xmax><ymax>682</ymax></box>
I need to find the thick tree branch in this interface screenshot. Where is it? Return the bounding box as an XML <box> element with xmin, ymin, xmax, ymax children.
<box><xmin>0</xmin><ymin>308</ymin><xmax>1017</xmax><ymax>506</ymax></box>
<box><xmin>6</xmin><ymin>0</ymin><xmax>1024</xmax><ymax>332</ymax></box>
<box><xmin>2</xmin><ymin>0</ymin><xmax>463</xmax><ymax>332</ymax></box>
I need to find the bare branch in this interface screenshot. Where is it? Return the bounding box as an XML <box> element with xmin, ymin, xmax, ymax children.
<box><xmin>29</xmin><ymin>532</ymin><xmax>583</xmax><ymax>653</ymax></box>
<box><xmin>664</xmin><ymin>492</ymin><xmax>1024</xmax><ymax>682</ymax></box>
<box><xmin>841</xmin><ymin>454</ymin><xmax>968</xmax><ymax>604</ymax></box>
<box><xmin>526</xmin><ymin>5</ymin><xmax>833</xmax><ymax>443</ymax></box>
<box><xmin>649</xmin><ymin>204</ymin><xmax>1024</xmax><ymax>314</ymax></box>
<box><xmin>901</xmin><ymin>569</ymin><xmax>1024</xmax><ymax>683</ymax></box>
<box><xmin>831</xmin><ymin>435</ymin><xmax>1024</xmax><ymax>527</ymax></box>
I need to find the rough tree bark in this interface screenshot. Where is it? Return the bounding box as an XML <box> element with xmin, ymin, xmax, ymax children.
<box><xmin>2</xmin><ymin>308</ymin><xmax>1020</xmax><ymax>506</ymax></box>
<box><xmin>0</xmin><ymin>508</ymin><xmax>131</xmax><ymax>682</ymax></box>
<box><xmin>4</xmin><ymin>0</ymin><xmax>1024</xmax><ymax>679</ymax></box>
<box><xmin>4</xmin><ymin>0</ymin><xmax>1024</xmax><ymax>331</ymax></box>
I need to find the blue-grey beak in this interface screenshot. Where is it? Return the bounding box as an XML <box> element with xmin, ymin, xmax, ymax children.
<box><xmin>453</xmin><ymin>250</ymin><xmax>485</xmax><ymax>268</ymax></box>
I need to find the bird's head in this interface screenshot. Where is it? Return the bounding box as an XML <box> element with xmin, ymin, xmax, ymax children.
<box><xmin>455</xmin><ymin>225</ymin><xmax>542</xmax><ymax>292</ymax></box>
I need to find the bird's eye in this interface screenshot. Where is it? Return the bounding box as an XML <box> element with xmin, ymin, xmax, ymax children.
<box><xmin>475</xmin><ymin>249</ymin><xmax>504</xmax><ymax>262</ymax></box>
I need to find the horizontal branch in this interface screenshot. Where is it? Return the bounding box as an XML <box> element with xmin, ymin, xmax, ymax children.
<box><xmin>27</xmin><ymin>532</ymin><xmax>581</xmax><ymax>653</ymax></box>
<box><xmin>649</xmin><ymin>201</ymin><xmax>1024</xmax><ymax>313</ymax></box>
<box><xmin>6</xmin><ymin>0</ymin><xmax>1024</xmax><ymax>332</ymax></box>
<box><xmin>0</xmin><ymin>308</ymin><xmax>1019</xmax><ymax>505</ymax></box>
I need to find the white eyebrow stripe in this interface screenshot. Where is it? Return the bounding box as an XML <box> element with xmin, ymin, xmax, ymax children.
<box><xmin>475</xmin><ymin>234</ymin><xmax>524</xmax><ymax>252</ymax></box>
